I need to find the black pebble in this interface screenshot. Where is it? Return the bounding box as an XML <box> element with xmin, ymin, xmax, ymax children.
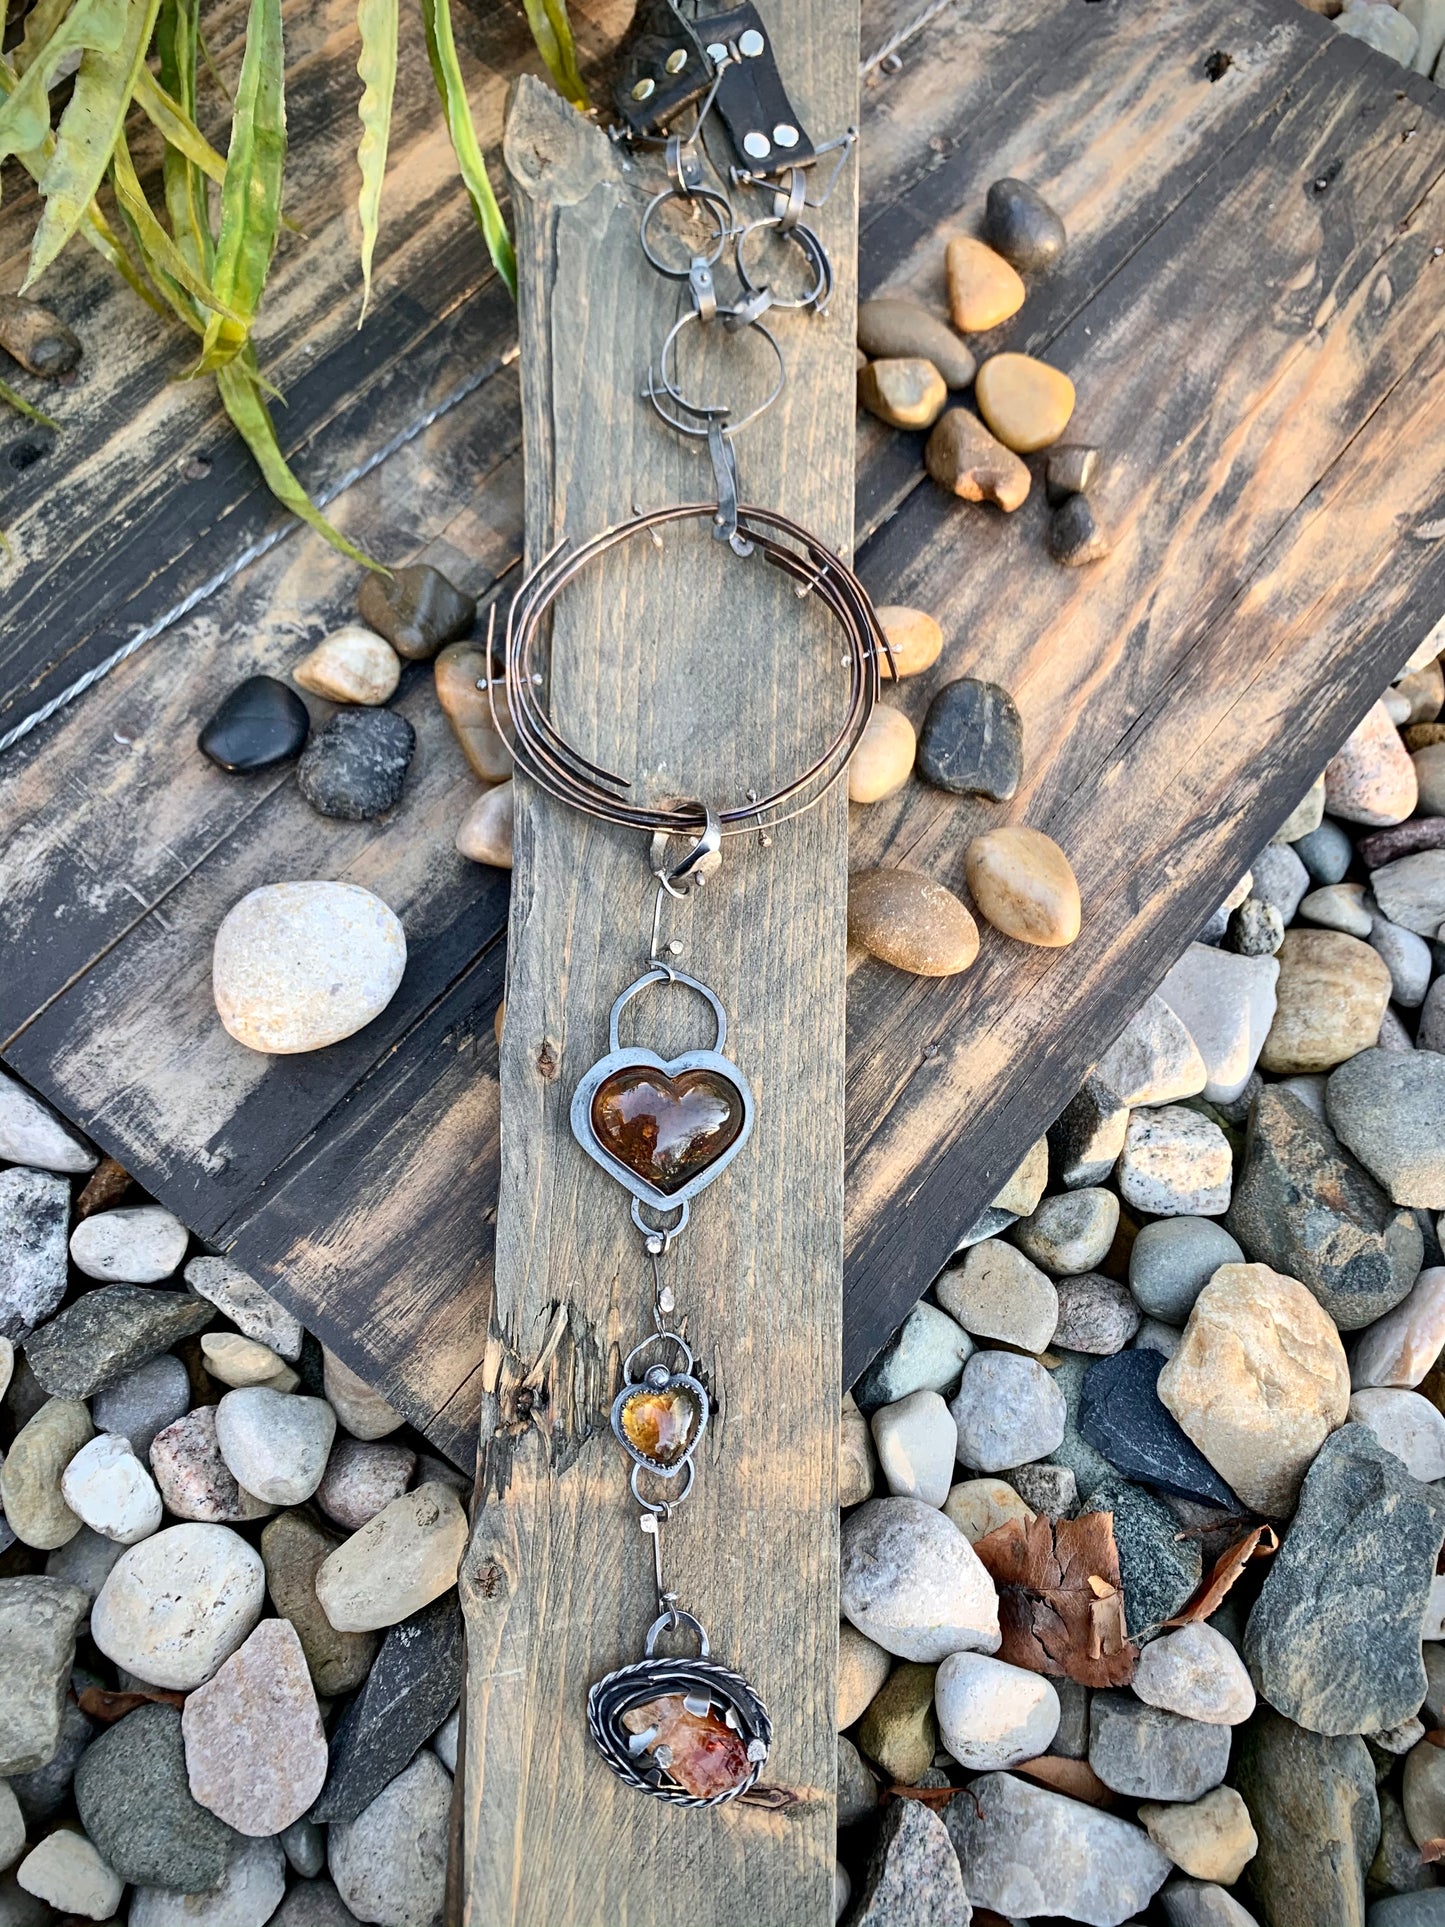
<box><xmin>915</xmin><ymin>677</ymin><xmax>1023</xmax><ymax>801</ymax></box>
<box><xmin>1048</xmin><ymin>493</ymin><xmax>1111</xmax><ymax>567</ymax></box>
<box><xmin>297</xmin><ymin>708</ymin><xmax>416</xmax><ymax>821</ymax></box>
<box><xmin>198</xmin><ymin>674</ymin><xmax>310</xmax><ymax>774</ymax></box>
<box><xmin>357</xmin><ymin>563</ymin><xmax>476</xmax><ymax>661</ymax></box>
<box><xmin>983</xmin><ymin>177</ymin><xmax>1067</xmax><ymax>273</ymax></box>
<box><xmin>1045</xmin><ymin>443</ymin><xmax>1101</xmax><ymax>507</ymax></box>
<box><xmin>1078</xmin><ymin>1348</ymin><xmax>1239</xmax><ymax>1510</ymax></box>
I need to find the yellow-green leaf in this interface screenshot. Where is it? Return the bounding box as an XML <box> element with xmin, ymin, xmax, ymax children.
<box><xmin>14</xmin><ymin>0</ymin><xmax>78</xmax><ymax>77</ymax></box>
<box><xmin>421</xmin><ymin>0</ymin><xmax>515</xmax><ymax>297</ymax></box>
<box><xmin>111</xmin><ymin>130</ymin><xmax>237</xmax><ymax>323</ymax></box>
<box><xmin>215</xmin><ymin>353</ymin><xmax>383</xmax><ymax>570</ymax></box>
<box><xmin>25</xmin><ymin>0</ymin><xmax>164</xmax><ymax>287</ymax></box>
<box><xmin>198</xmin><ymin>0</ymin><xmax>284</xmax><ymax>370</ymax></box>
<box><xmin>0</xmin><ymin>0</ymin><xmax>129</xmax><ymax>161</ymax></box>
<box><xmin>523</xmin><ymin>0</ymin><xmax>587</xmax><ymax>112</ymax></box>
<box><xmin>354</xmin><ymin>0</ymin><xmax>397</xmax><ymax>323</ymax></box>
<box><xmin>0</xmin><ymin>376</ymin><xmax>60</xmax><ymax>429</ymax></box>
<box><xmin>154</xmin><ymin>0</ymin><xmax>214</xmax><ymax>284</ymax></box>
<box><xmin>133</xmin><ymin>68</ymin><xmax>227</xmax><ymax>183</ymax></box>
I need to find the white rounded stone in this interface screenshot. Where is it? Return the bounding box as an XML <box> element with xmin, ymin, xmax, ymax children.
<box><xmin>1132</xmin><ymin>1623</ymin><xmax>1256</xmax><ymax>1726</ymax></box>
<box><xmin>213</xmin><ymin>882</ymin><xmax>407</xmax><ymax>1056</ymax></box>
<box><xmin>871</xmin><ymin>1390</ymin><xmax>957</xmax><ymax>1508</ymax></box>
<box><xmin>59</xmin><ymin>1434</ymin><xmax>162</xmax><ymax>1546</ymax></box>
<box><xmin>1351</xmin><ymin>1266</ymin><xmax>1445</xmax><ymax>1389</ymax></box>
<box><xmin>329</xmin><ymin>1752</ymin><xmax>452</xmax><ymax>1927</ymax></box>
<box><xmin>315</xmin><ymin>1483</ymin><xmax>469</xmax><ymax>1633</ymax></box>
<box><xmin>215</xmin><ymin>1388</ymin><xmax>336</xmax><ymax>1506</ymax></box>
<box><xmin>91</xmin><ymin>1522</ymin><xmax>265</xmax><ymax>1689</ymax></box>
<box><xmin>202</xmin><ymin>1333</ymin><xmax>289</xmax><ymax>1388</ymax></box>
<box><xmin>184</xmin><ymin>1257</ymin><xmax>303</xmax><ymax>1360</ymax></box>
<box><xmin>0</xmin><ymin>1069</ymin><xmax>97</xmax><ymax>1173</ymax></box>
<box><xmin>322</xmin><ymin>1347</ymin><xmax>405</xmax><ymax>1440</ymax></box>
<box><xmin>935</xmin><ymin>1651</ymin><xmax>1060</xmax><ymax>1770</ymax></box>
<box><xmin>949</xmin><ymin>1352</ymin><xmax>1066</xmax><ymax>1473</ymax></box>
<box><xmin>1117</xmin><ymin>1106</ymin><xmax>1233</xmax><ymax>1217</ymax></box>
<box><xmin>839</xmin><ymin>1496</ymin><xmax>1000</xmax><ymax>1663</ymax></box>
<box><xmin>69</xmin><ymin>1206</ymin><xmax>188</xmax><ymax>1284</ymax></box>
<box><xmin>1347</xmin><ymin>1387</ymin><xmax>1445</xmax><ymax>1481</ymax></box>
<box><xmin>0</xmin><ymin>1780</ymin><xmax>25</xmax><ymax>1871</ymax></box>
<box><xmin>455</xmin><ymin>780</ymin><xmax>514</xmax><ymax>869</ymax></box>
<box><xmin>292</xmin><ymin>625</ymin><xmax>401</xmax><ymax>706</ymax></box>
<box><xmin>16</xmin><ymin>1829</ymin><xmax>122</xmax><ymax>1921</ymax></box>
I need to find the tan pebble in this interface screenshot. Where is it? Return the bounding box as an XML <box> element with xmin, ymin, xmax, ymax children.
<box><xmin>943</xmin><ymin>1477</ymin><xmax>1035</xmax><ymax>1544</ymax></box>
<box><xmin>856</xmin><ymin>347</ymin><xmax>869</xmax><ymax>373</ymax></box>
<box><xmin>857</xmin><ymin>357</ymin><xmax>947</xmax><ymax>430</ymax></box>
<box><xmin>857</xmin><ymin>297</ymin><xmax>977</xmax><ymax>388</ymax></box>
<box><xmin>838</xmin><ymin>1622</ymin><xmax>892</xmax><ymax>1729</ymax></box>
<box><xmin>847</xmin><ymin>869</ymin><xmax>979</xmax><ymax>977</ymax></box>
<box><xmin>975</xmin><ymin>354</ymin><xmax>1076</xmax><ymax>453</ymax></box>
<box><xmin>876</xmin><ymin>606</ymin><xmax>943</xmax><ymax>680</ymax></box>
<box><xmin>292</xmin><ymin>626</ymin><xmax>401</xmax><ymax>706</ymax></box>
<box><xmin>1404</xmin><ymin>722</ymin><xmax>1445</xmax><ymax>751</ymax></box>
<box><xmin>1397</xmin><ymin>657</ymin><xmax>1444</xmax><ymax>723</ymax></box>
<box><xmin>1258</xmin><ymin>928</ymin><xmax>1392</xmax><ymax>1073</ymax></box>
<box><xmin>965</xmin><ymin>827</ymin><xmax>1081</xmax><ymax>947</ymax></box>
<box><xmin>456</xmin><ymin>780</ymin><xmax>514</xmax><ymax>868</ymax></box>
<box><xmin>992</xmin><ymin>1137</ymin><xmax>1049</xmax><ymax>1217</ymax></box>
<box><xmin>202</xmin><ymin>1333</ymin><xmax>287</xmax><ymax>1388</ymax></box>
<box><xmin>841</xmin><ymin>1392</ymin><xmax>877</xmax><ymax>1508</ymax></box>
<box><xmin>945</xmin><ymin>236</ymin><xmax>1025</xmax><ymax>332</ymax></box>
<box><xmin>1413</xmin><ymin>741</ymin><xmax>1445</xmax><ymax>816</ymax></box>
<box><xmin>924</xmin><ymin>409</ymin><xmax>1031</xmax><ymax>512</ymax></box>
<box><xmin>1323</xmin><ymin>700</ymin><xmax>1418</xmax><ymax>826</ymax></box>
<box><xmin>493</xmin><ymin>1000</ymin><xmax>505</xmax><ymax>1049</ymax></box>
<box><xmin>848</xmin><ymin>707</ymin><xmax>916</xmax><ymax>803</ymax></box>
<box><xmin>434</xmin><ymin>642</ymin><xmax>511</xmax><ymax>781</ymax></box>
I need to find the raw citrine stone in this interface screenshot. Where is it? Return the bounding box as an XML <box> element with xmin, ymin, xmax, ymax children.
<box><xmin>621</xmin><ymin>1694</ymin><xmax>753</xmax><ymax>1798</ymax></box>
<box><xmin>591</xmin><ymin>1066</ymin><xmax>744</xmax><ymax>1193</ymax></box>
<box><xmin>620</xmin><ymin>1384</ymin><xmax>700</xmax><ymax>1467</ymax></box>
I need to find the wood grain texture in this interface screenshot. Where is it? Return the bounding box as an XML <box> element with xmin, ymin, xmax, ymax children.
<box><xmin>5</xmin><ymin>0</ymin><xmax>1445</xmax><ymax>1474</ymax></box>
<box><xmin>456</xmin><ymin>27</ymin><xmax>860</xmax><ymax>1917</ymax></box>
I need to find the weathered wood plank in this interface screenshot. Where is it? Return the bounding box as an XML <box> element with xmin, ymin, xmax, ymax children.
<box><xmin>457</xmin><ymin>26</ymin><xmax>860</xmax><ymax>1918</ymax></box>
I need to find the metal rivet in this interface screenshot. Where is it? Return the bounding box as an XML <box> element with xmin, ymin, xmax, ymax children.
<box><xmin>742</xmin><ymin>130</ymin><xmax>770</xmax><ymax>159</ymax></box>
<box><xmin>773</xmin><ymin>123</ymin><xmax>799</xmax><ymax>148</ymax></box>
<box><xmin>739</xmin><ymin>27</ymin><xmax>765</xmax><ymax>55</ymax></box>
<box><xmin>631</xmin><ymin>76</ymin><xmax>655</xmax><ymax>101</ymax></box>
<box><xmin>706</xmin><ymin>40</ymin><xmax>727</xmax><ymax>61</ymax></box>
<box><xmin>665</xmin><ymin>47</ymin><xmax>687</xmax><ymax>72</ymax></box>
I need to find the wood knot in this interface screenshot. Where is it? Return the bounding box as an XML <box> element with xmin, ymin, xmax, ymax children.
<box><xmin>536</xmin><ymin>1038</ymin><xmax>560</xmax><ymax>1081</ymax></box>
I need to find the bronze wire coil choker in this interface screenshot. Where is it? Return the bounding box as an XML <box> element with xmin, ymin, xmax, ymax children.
<box><xmin>489</xmin><ymin>499</ymin><xmax>889</xmax><ymax>1808</ymax></box>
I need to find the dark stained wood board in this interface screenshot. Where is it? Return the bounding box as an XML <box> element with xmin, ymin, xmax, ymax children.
<box><xmin>456</xmin><ymin>41</ymin><xmax>858</xmax><ymax>1914</ymax></box>
<box><xmin>5</xmin><ymin>0</ymin><xmax>1445</xmax><ymax>1471</ymax></box>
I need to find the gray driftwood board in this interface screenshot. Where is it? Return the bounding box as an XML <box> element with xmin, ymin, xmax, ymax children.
<box><xmin>454</xmin><ymin>28</ymin><xmax>861</xmax><ymax>1918</ymax></box>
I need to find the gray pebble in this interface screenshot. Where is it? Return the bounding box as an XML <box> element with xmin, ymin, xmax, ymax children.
<box><xmin>1088</xmin><ymin>1690</ymin><xmax>1230</xmax><ymax>1801</ymax></box>
<box><xmin>984</xmin><ymin>176</ymin><xmax>1067</xmax><ymax>271</ymax></box>
<box><xmin>1225</xmin><ymin>899</ymin><xmax>1284</xmax><ymax>956</ymax></box>
<box><xmin>1014</xmin><ymin>1188</ymin><xmax>1119</xmax><ymax>1276</ymax></box>
<box><xmin>8</xmin><ymin>1691</ymin><xmax>91</xmax><ymax>1823</ymax></box>
<box><xmin>1128</xmin><ymin>1217</ymin><xmax>1243</xmax><ymax>1323</ymax></box>
<box><xmin>74</xmin><ymin>1701</ymin><xmax>240</xmax><ymax>1891</ymax></box>
<box><xmin>0</xmin><ymin>1171</ymin><xmax>70</xmax><ymax>1344</ymax></box>
<box><xmin>1052</xmin><ymin>1273</ymin><xmax>1140</xmax><ymax>1354</ymax></box>
<box><xmin>272</xmin><ymin>1882</ymin><xmax>361</xmax><ymax>1927</ymax></box>
<box><xmin>1250</xmin><ymin>841</ymin><xmax>1311</xmax><ymax>924</ymax></box>
<box><xmin>281</xmin><ymin>1819</ymin><xmax>326</xmax><ymax>1880</ymax></box>
<box><xmin>91</xmin><ymin>1354</ymin><xmax>191</xmax><ymax>1458</ymax></box>
<box><xmin>328</xmin><ymin>1751</ymin><xmax>452</xmax><ymax>1927</ymax></box>
<box><xmin>298</xmin><ymin>710</ymin><xmax>415</xmax><ymax>822</ymax></box>
<box><xmin>854</xmin><ymin>1301</ymin><xmax>974</xmax><ymax>1411</ymax></box>
<box><xmin>1370</xmin><ymin>918</ymin><xmax>1435</xmax><ymax>1008</ymax></box>
<box><xmin>0</xmin><ymin>1577</ymin><xmax>88</xmax><ymax>1776</ymax></box>
<box><xmin>950</xmin><ymin>1352</ymin><xmax>1066</xmax><ymax>1473</ymax></box>
<box><xmin>1294</xmin><ymin>817</ymin><xmax>1354</xmax><ymax>885</ymax></box>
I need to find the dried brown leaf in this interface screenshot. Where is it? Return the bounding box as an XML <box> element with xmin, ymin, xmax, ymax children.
<box><xmin>1013</xmin><ymin>1755</ymin><xmax>1117</xmax><ymax>1808</ymax></box>
<box><xmin>972</xmin><ymin>1511</ymin><xmax>1139</xmax><ymax>1688</ymax></box>
<box><xmin>1421</xmin><ymin>1838</ymin><xmax>1445</xmax><ymax>1865</ymax></box>
<box><xmin>1164</xmin><ymin>1523</ymin><xmax>1279</xmax><ymax>1628</ymax></box>
<box><xmin>77</xmin><ymin>1686</ymin><xmax>187</xmax><ymax>1722</ymax></box>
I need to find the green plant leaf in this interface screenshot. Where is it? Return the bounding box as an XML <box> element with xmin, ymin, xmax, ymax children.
<box><xmin>421</xmin><ymin>0</ymin><xmax>515</xmax><ymax>297</ymax></box>
<box><xmin>14</xmin><ymin>0</ymin><xmax>79</xmax><ymax>77</ymax></box>
<box><xmin>198</xmin><ymin>0</ymin><xmax>285</xmax><ymax>370</ymax></box>
<box><xmin>133</xmin><ymin>68</ymin><xmax>227</xmax><ymax>183</ymax></box>
<box><xmin>354</xmin><ymin>0</ymin><xmax>397</xmax><ymax>323</ymax></box>
<box><xmin>154</xmin><ymin>0</ymin><xmax>214</xmax><ymax>286</ymax></box>
<box><xmin>215</xmin><ymin>352</ymin><xmax>384</xmax><ymax>569</ymax></box>
<box><xmin>0</xmin><ymin>0</ymin><xmax>129</xmax><ymax>161</ymax></box>
<box><xmin>0</xmin><ymin>376</ymin><xmax>60</xmax><ymax>429</ymax></box>
<box><xmin>523</xmin><ymin>0</ymin><xmax>587</xmax><ymax>111</ymax></box>
<box><xmin>25</xmin><ymin>0</ymin><xmax>164</xmax><ymax>287</ymax></box>
<box><xmin>111</xmin><ymin>130</ymin><xmax>237</xmax><ymax>323</ymax></box>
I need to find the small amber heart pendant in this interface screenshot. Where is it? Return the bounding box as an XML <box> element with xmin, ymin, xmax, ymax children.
<box><xmin>612</xmin><ymin>1361</ymin><xmax>709</xmax><ymax>1477</ymax></box>
<box><xmin>571</xmin><ymin>967</ymin><xmax>754</xmax><ymax>1214</ymax></box>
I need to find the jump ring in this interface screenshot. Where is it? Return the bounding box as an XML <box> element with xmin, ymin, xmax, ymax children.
<box><xmin>640</xmin><ymin>187</ymin><xmax>733</xmax><ymax>278</ymax></box>
<box><xmin>734</xmin><ymin>216</ymin><xmax>831</xmax><ymax>313</ymax></box>
<box><xmin>653</xmin><ymin>310</ymin><xmax>785</xmax><ymax>439</ymax></box>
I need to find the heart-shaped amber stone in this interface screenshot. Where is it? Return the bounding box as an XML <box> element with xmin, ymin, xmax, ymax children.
<box><xmin>620</xmin><ymin>1383</ymin><xmax>701</xmax><ymax>1468</ymax></box>
<box><xmin>591</xmin><ymin>1065</ymin><xmax>744</xmax><ymax>1195</ymax></box>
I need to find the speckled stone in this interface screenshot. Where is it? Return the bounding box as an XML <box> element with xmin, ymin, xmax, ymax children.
<box><xmin>149</xmin><ymin>1406</ymin><xmax>272</xmax><ymax>1524</ymax></box>
<box><xmin>924</xmin><ymin>407</ymin><xmax>1031</xmax><ymax>510</ymax></box>
<box><xmin>848</xmin><ymin>868</ymin><xmax>980</xmax><ymax>976</ymax></box>
<box><xmin>849</xmin><ymin>1797</ymin><xmax>970</xmax><ymax>1927</ymax></box>
<box><xmin>950</xmin><ymin>1351</ymin><xmax>1066</xmax><ymax>1472</ymax></box>
<box><xmin>316</xmin><ymin>1438</ymin><xmax>417</xmax><ymax>1531</ymax></box>
<box><xmin>1</xmin><ymin>1400</ymin><xmax>92</xmax><ymax>1549</ymax></box>
<box><xmin>1235</xmin><ymin>1709</ymin><xmax>1377</xmax><ymax>1927</ymax></box>
<box><xmin>857</xmin><ymin>298</ymin><xmax>977</xmax><ymax>388</ymax></box>
<box><xmin>92</xmin><ymin>1523</ymin><xmax>265</xmax><ymax>1690</ymax></box>
<box><xmin>433</xmin><ymin>642</ymin><xmax>512</xmax><ymax>782</ymax></box>
<box><xmin>1087</xmin><ymin>1472</ymin><xmax>1203</xmax><ymax>1630</ymax></box>
<box><xmin>840</xmin><ymin>1497</ymin><xmax>1000</xmax><ymax>1662</ymax></box>
<box><xmin>292</xmin><ymin>626</ymin><xmax>401</xmax><ymax>706</ymax></box>
<box><xmin>1327</xmin><ymin>1049</ymin><xmax>1445</xmax><ymax>1209</ymax></box>
<box><xmin>74</xmin><ymin>1701</ymin><xmax>241</xmax><ymax>1892</ymax></box>
<box><xmin>182</xmin><ymin>1616</ymin><xmax>327</xmax><ymax>1835</ymax></box>
<box><xmin>0</xmin><ymin>1576</ymin><xmax>89</xmax><ymax>1775</ymax></box>
<box><xmin>25</xmin><ymin>1285</ymin><xmax>215</xmax><ymax>1399</ymax></box>
<box><xmin>328</xmin><ymin>1752</ymin><xmax>451</xmax><ymax>1927</ymax></box>
<box><xmin>915</xmin><ymin>678</ymin><xmax>1023</xmax><ymax>801</ymax></box>
<box><xmin>1014</xmin><ymin>1187</ymin><xmax>1119</xmax><ymax>1276</ymax></box>
<box><xmin>70</xmin><ymin>1205</ymin><xmax>188</xmax><ymax>1284</ymax></box>
<box><xmin>315</xmin><ymin>1483</ymin><xmax>468</xmax><ymax>1633</ymax></box>
<box><xmin>1053</xmin><ymin>1273</ymin><xmax>1141</xmax><ymax>1354</ymax></box>
<box><xmin>0</xmin><ymin>1070</ymin><xmax>96</xmax><ymax>1174</ymax></box>
<box><xmin>184</xmin><ymin>1258</ymin><xmax>303</xmax><ymax>1360</ymax></box>
<box><xmin>261</xmin><ymin>1511</ymin><xmax>379</xmax><ymax>1696</ymax></box>
<box><xmin>357</xmin><ymin>564</ymin><xmax>474</xmax><ymax>661</ymax></box>
<box><xmin>1260</xmin><ymin>929</ymin><xmax>1392</xmax><ymax>1074</ymax></box>
<box><xmin>214</xmin><ymin>882</ymin><xmax>407</xmax><ymax>1054</ymax></box>
<box><xmin>1118</xmin><ymin>1105</ymin><xmax>1233</xmax><ymax>1217</ymax></box>
<box><xmin>0</xmin><ymin>1169</ymin><xmax>70</xmax><ymax>1343</ymax></box>
<box><xmin>297</xmin><ymin>709</ymin><xmax>415</xmax><ymax>822</ymax></box>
